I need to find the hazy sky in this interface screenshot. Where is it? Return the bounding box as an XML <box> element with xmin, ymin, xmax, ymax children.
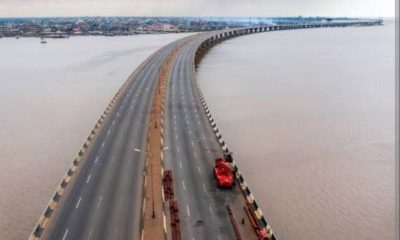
<box><xmin>0</xmin><ymin>0</ymin><xmax>395</xmax><ymax>18</ymax></box>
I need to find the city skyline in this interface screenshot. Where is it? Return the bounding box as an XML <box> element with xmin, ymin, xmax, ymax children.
<box><xmin>0</xmin><ymin>0</ymin><xmax>395</xmax><ymax>18</ymax></box>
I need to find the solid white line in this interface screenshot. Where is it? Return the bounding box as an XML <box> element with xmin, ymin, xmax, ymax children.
<box><xmin>209</xmin><ymin>206</ymin><xmax>215</xmax><ymax>218</ymax></box>
<box><xmin>62</xmin><ymin>229</ymin><xmax>69</xmax><ymax>240</ymax></box>
<box><xmin>98</xmin><ymin>196</ymin><xmax>103</xmax><ymax>207</ymax></box>
<box><xmin>186</xmin><ymin>205</ymin><xmax>190</xmax><ymax>216</ymax></box>
<box><xmin>182</xmin><ymin>181</ymin><xmax>186</xmax><ymax>190</ymax></box>
<box><xmin>86</xmin><ymin>174</ymin><xmax>92</xmax><ymax>183</ymax></box>
<box><xmin>75</xmin><ymin>197</ymin><xmax>82</xmax><ymax>209</ymax></box>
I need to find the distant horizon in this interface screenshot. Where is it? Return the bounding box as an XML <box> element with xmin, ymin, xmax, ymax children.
<box><xmin>0</xmin><ymin>15</ymin><xmax>392</xmax><ymax>20</ymax></box>
<box><xmin>0</xmin><ymin>0</ymin><xmax>394</xmax><ymax>18</ymax></box>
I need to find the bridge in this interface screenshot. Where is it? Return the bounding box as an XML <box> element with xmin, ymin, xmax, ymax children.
<box><xmin>29</xmin><ymin>19</ymin><xmax>382</xmax><ymax>240</ymax></box>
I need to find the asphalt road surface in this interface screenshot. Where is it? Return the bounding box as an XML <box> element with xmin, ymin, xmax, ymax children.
<box><xmin>163</xmin><ymin>36</ymin><xmax>252</xmax><ymax>240</ymax></box>
<box><xmin>41</xmin><ymin>32</ymin><xmax>252</xmax><ymax>240</ymax></box>
<box><xmin>42</xmin><ymin>40</ymin><xmax>182</xmax><ymax>240</ymax></box>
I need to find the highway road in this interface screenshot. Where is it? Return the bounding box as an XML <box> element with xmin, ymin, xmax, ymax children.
<box><xmin>163</xmin><ymin>36</ymin><xmax>255</xmax><ymax>239</ymax></box>
<box><xmin>41</xmin><ymin>40</ymin><xmax>182</xmax><ymax>240</ymax></box>
<box><xmin>36</xmin><ymin>21</ymin><xmax>379</xmax><ymax>240</ymax></box>
<box><xmin>38</xmin><ymin>32</ymin><xmax>259</xmax><ymax>240</ymax></box>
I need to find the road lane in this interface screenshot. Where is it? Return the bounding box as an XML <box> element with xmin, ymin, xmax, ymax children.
<box><xmin>164</xmin><ymin>39</ymin><xmax>241</xmax><ymax>239</ymax></box>
<box><xmin>41</xmin><ymin>41</ymin><xmax>183</xmax><ymax>240</ymax></box>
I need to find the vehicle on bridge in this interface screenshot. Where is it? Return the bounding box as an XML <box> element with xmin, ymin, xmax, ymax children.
<box><xmin>213</xmin><ymin>158</ymin><xmax>234</xmax><ymax>187</ymax></box>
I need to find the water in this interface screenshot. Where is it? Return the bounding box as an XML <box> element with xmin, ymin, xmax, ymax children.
<box><xmin>0</xmin><ymin>33</ymin><xmax>192</xmax><ymax>240</ymax></box>
<box><xmin>197</xmin><ymin>23</ymin><xmax>395</xmax><ymax>239</ymax></box>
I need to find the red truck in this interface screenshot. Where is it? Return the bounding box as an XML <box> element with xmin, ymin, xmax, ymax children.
<box><xmin>213</xmin><ymin>158</ymin><xmax>234</xmax><ymax>187</ymax></box>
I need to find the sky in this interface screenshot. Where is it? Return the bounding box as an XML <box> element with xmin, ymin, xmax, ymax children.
<box><xmin>0</xmin><ymin>0</ymin><xmax>395</xmax><ymax>18</ymax></box>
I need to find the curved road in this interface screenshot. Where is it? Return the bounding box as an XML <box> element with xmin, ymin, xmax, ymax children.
<box><xmin>36</xmin><ymin>20</ymin><xmax>381</xmax><ymax>240</ymax></box>
<box><xmin>41</xmin><ymin>40</ymin><xmax>183</xmax><ymax>240</ymax></box>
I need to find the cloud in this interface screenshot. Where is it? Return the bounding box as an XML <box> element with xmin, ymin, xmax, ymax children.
<box><xmin>0</xmin><ymin>0</ymin><xmax>395</xmax><ymax>17</ymax></box>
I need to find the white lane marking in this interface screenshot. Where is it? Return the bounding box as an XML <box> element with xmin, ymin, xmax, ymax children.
<box><xmin>217</xmin><ymin>235</ymin><xmax>221</xmax><ymax>240</ymax></box>
<box><xmin>62</xmin><ymin>229</ymin><xmax>69</xmax><ymax>240</ymax></box>
<box><xmin>130</xmin><ymin>105</ymin><xmax>133</xmax><ymax>110</ymax></box>
<box><xmin>107</xmin><ymin>129</ymin><xmax>111</xmax><ymax>135</ymax></box>
<box><xmin>191</xmin><ymin>141</ymin><xmax>194</xmax><ymax>146</ymax></box>
<box><xmin>177</xmin><ymin>146</ymin><xmax>180</xmax><ymax>152</ymax></box>
<box><xmin>94</xmin><ymin>156</ymin><xmax>99</xmax><ymax>163</ymax></box>
<box><xmin>186</xmin><ymin>205</ymin><xmax>190</xmax><ymax>216</ymax></box>
<box><xmin>86</xmin><ymin>174</ymin><xmax>92</xmax><ymax>183</ymax></box>
<box><xmin>198</xmin><ymin>166</ymin><xmax>201</xmax><ymax>174</ymax></box>
<box><xmin>112</xmin><ymin>120</ymin><xmax>116</xmax><ymax>125</ymax></box>
<box><xmin>75</xmin><ymin>197</ymin><xmax>82</xmax><ymax>209</ymax></box>
<box><xmin>179</xmin><ymin>161</ymin><xmax>182</xmax><ymax>169</ymax></box>
<box><xmin>209</xmin><ymin>206</ymin><xmax>215</xmax><ymax>218</ymax></box>
<box><xmin>198</xmin><ymin>121</ymin><xmax>201</xmax><ymax>125</ymax></box>
<box><xmin>203</xmin><ymin>183</ymin><xmax>207</xmax><ymax>193</ymax></box>
<box><xmin>176</xmin><ymin>135</ymin><xmax>178</xmax><ymax>140</ymax></box>
<box><xmin>194</xmin><ymin>152</ymin><xmax>197</xmax><ymax>158</ymax></box>
<box><xmin>98</xmin><ymin>196</ymin><xmax>103</xmax><ymax>207</ymax></box>
<box><xmin>182</xmin><ymin>181</ymin><xmax>186</xmax><ymax>190</ymax></box>
<box><xmin>88</xmin><ymin>226</ymin><xmax>93</xmax><ymax>240</ymax></box>
<box><xmin>134</xmin><ymin>148</ymin><xmax>141</xmax><ymax>152</ymax></box>
<box><xmin>101</xmin><ymin>142</ymin><xmax>105</xmax><ymax>148</ymax></box>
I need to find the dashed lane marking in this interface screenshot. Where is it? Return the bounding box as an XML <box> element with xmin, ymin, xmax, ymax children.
<box><xmin>97</xmin><ymin>196</ymin><xmax>103</xmax><ymax>208</ymax></box>
<box><xmin>62</xmin><ymin>229</ymin><xmax>69</xmax><ymax>240</ymax></box>
<box><xmin>209</xmin><ymin>206</ymin><xmax>215</xmax><ymax>218</ymax></box>
<box><xmin>86</xmin><ymin>174</ymin><xmax>92</xmax><ymax>183</ymax></box>
<box><xmin>186</xmin><ymin>205</ymin><xmax>190</xmax><ymax>216</ymax></box>
<box><xmin>75</xmin><ymin>197</ymin><xmax>82</xmax><ymax>209</ymax></box>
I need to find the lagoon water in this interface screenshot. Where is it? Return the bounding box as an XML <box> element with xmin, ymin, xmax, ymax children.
<box><xmin>197</xmin><ymin>22</ymin><xmax>395</xmax><ymax>239</ymax></box>
<box><xmin>0</xmin><ymin>23</ymin><xmax>395</xmax><ymax>240</ymax></box>
<box><xmin>0</xmin><ymin>33</ymin><xmax>191</xmax><ymax>240</ymax></box>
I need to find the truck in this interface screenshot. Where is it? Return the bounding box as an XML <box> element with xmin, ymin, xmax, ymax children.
<box><xmin>213</xmin><ymin>158</ymin><xmax>234</xmax><ymax>187</ymax></box>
